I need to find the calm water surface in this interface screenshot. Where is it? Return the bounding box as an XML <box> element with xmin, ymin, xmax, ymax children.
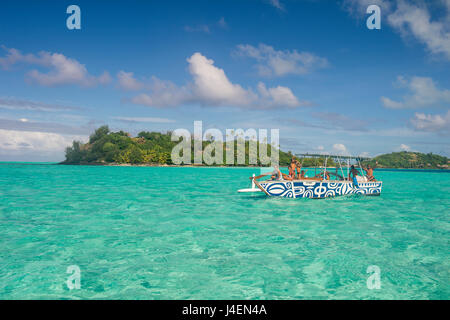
<box><xmin>0</xmin><ymin>164</ymin><xmax>449</xmax><ymax>299</ymax></box>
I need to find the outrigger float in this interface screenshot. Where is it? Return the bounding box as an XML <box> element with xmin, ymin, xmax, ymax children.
<box><xmin>238</xmin><ymin>154</ymin><xmax>382</xmax><ymax>199</ymax></box>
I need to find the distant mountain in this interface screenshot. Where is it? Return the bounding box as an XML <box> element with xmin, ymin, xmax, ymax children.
<box><xmin>364</xmin><ymin>151</ymin><xmax>449</xmax><ymax>169</ymax></box>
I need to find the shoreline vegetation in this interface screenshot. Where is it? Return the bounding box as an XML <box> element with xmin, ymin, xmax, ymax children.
<box><xmin>61</xmin><ymin>126</ymin><xmax>450</xmax><ymax>170</ymax></box>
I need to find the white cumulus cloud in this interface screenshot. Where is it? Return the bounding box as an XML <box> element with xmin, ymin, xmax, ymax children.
<box><xmin>0</xmin><ymin>129</ymin><xmax>87</xmax><ymax>161</ymax></box>
<box><xmin>121</xmin><ymin>52</ymin><xmax>304</xmax><ymax>109</ymax></box>
<box><xmin>117</xmin><ymin>71</ymin><xmax>145</xmax><ymax>91</ymax></box>
<box><xmin>388</xmin><ymin>1</ymin><xmax>450</xmax><ymax>60</ymax></box>
<box><xmin>187</xmin><ymin>52</ymin><xmax>255</xmax><ymax>106</ymax></box>
<box><xmin>0</xmin><ymin>46</ymin><xmax>111</xmax><ymax>87</ymax></box>
<box><xmin>399</xmin><ymin>143</ymin><xmax>411</xmax><ymax>151</ymax></box>
<box><xmin>129</xmin><ymin>77</ymin><xmax>192</xmax><ymax>108</ymax></box>
<box><xmin>235</xmin><ymin>43</ymin><xmax>328</xmax><ymax>77</ymax></box>
<box><xmin>343</xmin><ymin>0</ymin><xmax>450</xmax><ymax>60</ymax></box>
<box><xmin>257</xmin><ymin>82</ymin><xmax>300</xmax><ymax>108</ymax></box>
<box><xmin>381</xmin><ymin>76</ymin><xmax>450</xmax><ymax>109</ymax></box>
<box><xmin>410</xmin><ymin>110</ymin><xmax>450</xmax><ymax>133</ymax></box>
<box><xmin>332</xmin><ymin>143</ymin><xmax>350</xmax><ymax>155</ymax></box>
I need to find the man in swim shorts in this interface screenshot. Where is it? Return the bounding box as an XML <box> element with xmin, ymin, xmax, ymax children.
<box><xmin>363</xmin><ymin>162</ymin><xmax>377</xmax><ymax>181</ymax></box>
<box><xmin>348</xmin><ymin>165</ymin><xmax>360</xmax><ymax>186</ymax></box>
<box><xmin>295</xmin><ymin>160</ymin><xmax>302</xmax><ymax>179</ymax></box>
<box><xmin>287</xmin><ymin>158</ymin><xmax>297</xmax><ymax>180</ymax></box>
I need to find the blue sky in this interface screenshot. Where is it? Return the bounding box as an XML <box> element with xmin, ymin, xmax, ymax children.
<box><xmin>0</xmin><ymin>0</ymin><xmax>449</xmax><ymax>161</ymax></box>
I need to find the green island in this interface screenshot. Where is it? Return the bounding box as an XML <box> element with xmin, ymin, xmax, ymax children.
<box><xmin>62</xmin><ymin>126</ymin><xmax>293</xmax><ymax>166</ymax></box>
<box><xmin>62</xmin><ymin>126</ymin><xmax>449</xmax><ymax>169</ymax></box>
<box><xmin>364</xmin><ymin>151</ymin><xmax>449</xmax><ymax>169</ymax></box>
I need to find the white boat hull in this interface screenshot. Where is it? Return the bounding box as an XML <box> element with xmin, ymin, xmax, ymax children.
<box><xmin>256</xmin><ymin>180</ymin><xmax>382</xmax><ymax>199</ymax></box>
<box><xmin>238</xmin><ymin>188</ymin><xmax>262</xmax><ymax>193</ymax></box>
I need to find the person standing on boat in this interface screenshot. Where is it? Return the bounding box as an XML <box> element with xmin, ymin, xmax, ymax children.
<box><xmin>287</xmin><ymin>158</ymin><xmax>297</xmax><ymax>180</ymax></box>
<box><xmin>349</xmin><ymin>165</ymin><xmax>359</xmax><ymax>178</ymax></box>
<box><xmin>348</xmin><ymin>165</ymin><xmax>360</xmax><ymax>186</ymax></box>
<box><xmin>295</xmin><ymin>160</ymin><xmax>302</xmax><ymax>179</ymax></box>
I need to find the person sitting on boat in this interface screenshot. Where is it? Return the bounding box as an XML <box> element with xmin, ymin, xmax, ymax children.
<box><xmin>362</xmin><ymin>162</ymin><xmax>377</xmax><ymax>181</ymax></box>
<box><xmin>270</xmin><ymin>165</ymin><xmax>282</xmax><ymax>181</ymax></box>
<box><xmin>313</xmin><ymin>171</ymin><xmax>330</xmax><ymax>180</ymax></box>
<box><xmin>251</xmin><ymin>166</ymin><xmax>282</xmax><ymax>182</ymax></box>
<box><xmin>282</xmin><ymin>173</ymin><xmax>294</xmax><ymax>180</ymax></box>
<box><xmin>300</xmin><ymin>170</ymin><xmax>306</xmax><ymax>179</ymax></box>
<box><xmin>302</xmin><ymin>171</ymin><xmax>323</xmax><ymax>181</ymax></box>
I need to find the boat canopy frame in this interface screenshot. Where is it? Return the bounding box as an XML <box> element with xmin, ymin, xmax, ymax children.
<box><xmin>295</xmin><ymin>153</ymin><xmax>371</xmax><ymax>161</ymax></box>
<box><xmin>295</xmin><ymin>153</ymin><xmax>372</xmax><ymax>181</ymax></box>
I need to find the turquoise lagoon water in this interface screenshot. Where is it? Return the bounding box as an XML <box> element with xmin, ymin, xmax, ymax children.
<box><xmin>0</xmin><ymin>163</ymin><xmax>449</xmax><ymax>299</ymax></box>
